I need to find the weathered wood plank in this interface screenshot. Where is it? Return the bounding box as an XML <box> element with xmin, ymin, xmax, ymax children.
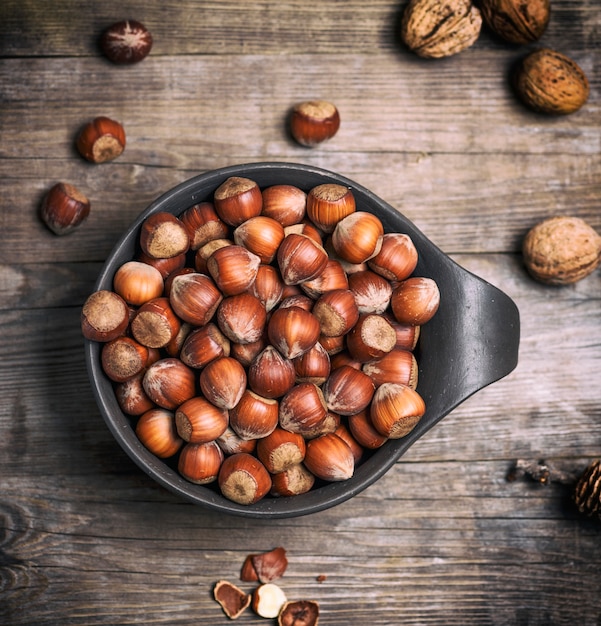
<box><xmin>1</xmin><ymin>149</ymin><xmax>599</xmax><ymax>264</ymax></box>
<box><xmin>0</xmin><ymin>0</ymin><xmax>598</xmax><ymax>56</ymax></box>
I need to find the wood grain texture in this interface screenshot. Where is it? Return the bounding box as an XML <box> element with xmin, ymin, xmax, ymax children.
<box><xmin>1</xmin><ymin>1</ymin><xmax>600</xmax><ymax>624</ymax></box>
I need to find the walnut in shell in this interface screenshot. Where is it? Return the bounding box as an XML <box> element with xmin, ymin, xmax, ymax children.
<box><xmin>522</xmin><ymin>216</ymin><xmax>601</xmax><ymax>285</ymax></box>
<box><xmin>479</xmin><ymin>0</ymin><xmax>550</xmax><ymax>44</ymax></box>
<box><xmin>514</xmin><ymin>48</ymin><xmax>590</xmax><ymax>115</ymax></box>
<box><xmin>401</xmin><ymin>0</ymin><xmax>482</xmax><ymax>59</ymax></box>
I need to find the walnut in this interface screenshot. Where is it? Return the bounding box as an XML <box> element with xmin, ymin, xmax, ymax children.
<box><xmin>514</xmin><ymin>48</ymin><xmax>590</xmax><ymax>115</ymax></box>
<box><xmin>479</xmin><ymin>0</ymin><xmax>550</xmax><ymax>44</ymax></box>
<box><xmin>401</xmin><ymin>0</ymin><xmax>482</xmax><ymax>59</ymax></box>
<box><xmin>522</xmin><ymin>216</ymin><xmax>601</xmax><ymax>285</ymax></box>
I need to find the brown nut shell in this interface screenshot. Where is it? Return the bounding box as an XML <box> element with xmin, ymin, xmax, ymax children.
<box><xmin>522</xmin><ymin>216</ymin><xmax>601</xmax><ymax>285</ymax></box>
<box><xmin>479</xmin><ymin>0</ymin><xmax>550</xmax><ymax>44</ymax></box>
<box><xmin>401</xmin><ymin>0</ymin><xmax>482</xmax><ymax>59</ymax></box>
<box><xmin>514</xmin><ymin>48</ymin><xmax>589</xmax><ymax>115</ymax></box>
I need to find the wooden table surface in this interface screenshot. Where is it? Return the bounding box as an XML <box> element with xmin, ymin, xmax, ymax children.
<box><xmin>1</xmin><ymin>1</ymin><xmax>600</xmax><ymax>624</ymax></box>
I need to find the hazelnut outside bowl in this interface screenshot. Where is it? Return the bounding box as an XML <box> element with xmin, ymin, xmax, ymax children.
<box><xmin>85</xmin><ymin>162</ymin><xmax>520</xmax><ymax>518</ymax></box>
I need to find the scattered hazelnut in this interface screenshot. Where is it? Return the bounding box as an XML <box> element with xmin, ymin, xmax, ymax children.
<box><xmin>213</xmin><ymin>580</ymin><xmax>251</xmax><ymax>620</ymax></box>
<box><xmin>76</xmin><ymin>116</ymin><xmax>126</xmax><ymax>163</ymax></box>
<box><xmin>39</xmin><ymin>182</ymin><xmax>90</xmax><ymax>235</ymax></box>
<box><xmin>290</xmin><ymin>100</ymin><xmax>340</xmax><ymax>147</ymax></box>
<box><xmin>514</xmin><ymin>48</ymin><xmax>590</xmax><ymax>115</ymax></box>
<box><xmin>522</xmin><ymin>216</ymin><xmax>601</xmax><ymax>285</ymax></box>
<box><xmin>99</xmin><ymin>19</ymin><xmax>153</xmax><ymax>64</ymax></box>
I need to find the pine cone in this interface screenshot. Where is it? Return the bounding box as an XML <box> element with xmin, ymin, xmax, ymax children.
<box><xmin>573</xmin><ymin>460</ymin><xmax>601</xmax><ymax>520</ymax></box>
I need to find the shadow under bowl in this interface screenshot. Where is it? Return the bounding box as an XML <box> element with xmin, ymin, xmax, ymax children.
<box><xmin>85</xmin><ymin>161</ymin><xmax>520</xmax><ymax>518</ymax></box>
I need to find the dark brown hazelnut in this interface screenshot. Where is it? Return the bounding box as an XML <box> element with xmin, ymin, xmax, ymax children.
<box><xmin>99</xmin><ymin>20</ymin><xmax>153</xmax><ymax>64</ymax></box>
<box><xmin>39</xmin><ymin>182</ymin><xmax>90</xmax><ymax>235</ymax></box>
<box><xmin>76</xmin><ymin>116</ymin><xmax>126</xmax><ymax>163</ymax></box>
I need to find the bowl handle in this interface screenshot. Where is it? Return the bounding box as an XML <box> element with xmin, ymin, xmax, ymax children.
<box><xmin>415</xmin><ymin>261</ymin><xmax>521</xmax><ymax>425</ymax></box>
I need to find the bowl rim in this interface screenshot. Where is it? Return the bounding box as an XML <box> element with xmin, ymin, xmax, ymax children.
<box><xmin>85</xmin><ymin>161</ymin><xmax>520</xmax><ymax>518</ymax></box>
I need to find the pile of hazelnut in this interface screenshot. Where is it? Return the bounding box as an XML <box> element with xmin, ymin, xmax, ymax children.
<box><xmin>81</xmin><ymin>175</ymin><xmax>440</xmax><ymax>505</ymax></box>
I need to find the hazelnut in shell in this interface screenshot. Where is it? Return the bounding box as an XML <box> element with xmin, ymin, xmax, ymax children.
<box><xmin>81</xmin><ymin>289</ymin><xmax>129</xmax><ymax>342</ymax></box>
<box><xmin>370</xmin><ymin>382</ymin><xmax>426</xmax><ymax>439</ymax></box>
<box><xmin>218</xmin><ymin>453</ymin><xmax>272</xmax><ymax>505</ymax></box>
<box><xmin>113</xmin><ymin>261</ymin><xmax>164</xmax><ymax>306</ymax></box>
<box><xmin>135</xmin><ymin>408</ymin><xmax>183</xmax><ymax>459</ymax></box>
<box><xmin>76</xmin><ymin>116</ymin><xmax>126</xmax><ymax>163</ymax></box>
<box><xmin>178</xmin><ymin>441</ymin><xmax>224</xmax><ymax>485</ymax></box>
<box><xmin>39</xmin><ymin>182</ymin><xmax>90</xmax><ymax>235</ymax></box>
<box><xmin>99</xmin><ymin>19</ymin><xmax>153</xmax><ymax>64</ymax></box>
<box><xmin>304</xmin><ymin>433</ymin><xmax>355</xmax><ymax>481</ymax></box>
<box><xmin>289</xmin><ymin>100</ymin><xmax>341</xmax><ymax>147</ymax></box>
<box><xmin>213</xmin><ymin>176</ymin><xmax>263</xmax><ymax>226</ymax></box>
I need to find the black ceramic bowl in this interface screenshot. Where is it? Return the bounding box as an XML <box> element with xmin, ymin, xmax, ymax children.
<box><xmin>85</xmin><ymin>162</ymin><xmax>520</xmax><ymax>518</ymax></box>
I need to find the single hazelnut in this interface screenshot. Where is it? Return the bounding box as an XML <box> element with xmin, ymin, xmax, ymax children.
<box><xmin>370</xmin><ymin>382</ymin><xmax>426</xmax><ymax>439</ymax></box>
<box><xmin>304</xmin><ymin>433</ymin><xmax>355</xmax><ymax>481</ymax></box>
<box><xmin>101</xmin><ymin>336</ymin><xmax>149</xmax><ymax>382</ymax></box>
<box><xmin>278</xmin><ymin>383</ymin><xmax>328</xmax><ymax>437</ymax></box>
<box><xmin>139</xmin><ymin>212</ymin><xmax>190</xmax><ymax>260</ymax></box>
<box><xmin>248</xmin><ymin>264</ymin><xmax>285</xmax><ymax>312</ymax></box>
<box><xmin>130</xmin><ymin>297</ymin><xmax>181</xmax><ymax>349</ymax></box>
<box><xmin>142</xmin><ymin>358</ymin><xmax>196</xmax><ymax>410</ymax></box>
<box><xmin>207</xmin><ymin>244</ymin><xmax>261</xmax><ymax>296</ymax></box>
<box><xmin>135</xmin><ymin>408</ymin><xmax>183</xmax><ymax>459</ymax></box>
<box><xmin>248</xmin><ymin>345</ymin><xmax>296</xmax><ymax>399</ymax></box>
<box><xmin>199</xmin><ymin>356</ymin><xmax>247</xmax><ymax>410</ymax></box>
<box><xmin>178</xmin><ymin>441</ymin><xmax>224</xmax><ymax>484</ymax></box>
<box><xmin>179</xmin><ymin>323</ymin><xmax>230</xmax><ymax>369</ymax></box>
<box><xmin>216</xmin><ymin>427</ymin><xmax>258</xmax><ymax>456</ymax></box>
<box><xmin>256</xmin><ymin>427</ymin><xmax>306</xmax><ymax>473</ymax></box>
<box><xmin>179</xmin><ymin>201</ymin><xmax>230</xmax><ymax>251</ymax></box>
<box><xmin>39</xmin><ymin>182</ymin><xmax>90</xmax><ymax>235</ymax></box>
<box><xmin>113</xmin><ymin>261</ymin><xmax>164</xmax><ymax>306</ymax></box>
<box><xmin>261</xmin><ymin>185</ymin><xmax>307</xmax><ymax>226</ymax></box>
<box><xmin>194</xmin><ymin>238</ymin><xmax>233</xmax><ymax>274</ymax></box>
<box><xmin>300</xmin><ymin>259</ymin><xmax>349</xmax><ymax>299</ymax></box>
<box><xmin>522</xmin><ymin>216</ymin><xmax>601</xmax><ymax>284</ymax></box>
<box><xmin>348</xmin><ymin>270</ymin><xmax>393</xmax><ymax>315</ymax></box>
<box><xmin>76</xmin><ymin>116</ymin><xmax>126</xmax><ymax>163</ymax></box>
<box><xmin>139</xmin><ymin>250</ymin><xmax>187</xmax><ymax>280</ymax></box>
<box><xmin>216</xmin><ymin>292</ymin><xmax>267</xmax><ymax>344</ymax></box>
<box><xmin>290</xmin><ymin>100</ymin><xmax>341</xmax><ymax>147</ymax></box>
<box><xmin>362</xmin><ymin>347</ymin><xmax>419</xmax><ymax>389</ymax></box>
<box><xmin>292</xmin><ymin>341</ymin><xmax>331</xmax><ymax>386</ymax></box>
<box><xmin>331</xmin><ymin>211</ymin><xmax>384</xmax><ymax>264</ymax></box>
<box><xmin>322</xmin><ymin>364</ymin><xmax>375</xmax><ymax>416</ymax></box>
<box><xmin>234</xmin><ymin>215</ymin><xmax>285</xmax><ymax>264</ymax></box>
<box><xmin>390</xmin><ymin>277</ymin><xmax>441</xmax><ymax>326</ymax></box>
<box><xmin>81</xmin><ymin>289</ymin><xmax>130</xmax><ymax>342</ymax></box>
<box><xmin>312</xmin><ymin>288</ymin><xmax>360</xmax><ymax>337</ymax></box>
<box><xmin>270</xmin><ymin>463</ymin><xmax>316</xmax><ymax>497</ymax></box>
<box><xmin>115</xmin><ymin>372</ymin><xmax>155</xmax><ymax>416</ymax></box>
<box><xmin>99</xmin><ymin>20</ymin><xmax>153</xmax><ymax>64</ymax></box>
<box><xmin>218</xmin><ymin>452</ymin><xmax>272</xmax><ymax>505</ymax></box>
<box><xmin>229</xmin><ymin>390</ymin><xmax>279</xmax><ymax>440</ymax></box>
<box><xmin>267</xmin><ymin>306</ymin><xmax>321</xmax><ymax>359</ymax></box>
<box><xmin>276</xmin><ymin>233</ymin><xmax>329</xmax><ymax>286</ymax></box>
<box><xmin>368</xmin><ymin>232</ymin><xmax>419</xmax><ymax>282</ymax></box>
<box><xmin>346</xmin><ymin>313</ymin><xmax>397</xmax><ymax>363</ymax></box>
<box><xmin>175</xmin><ymin>396</ymin><xmax>229</xmax><ymax>443</ymax></box>
<box><xmin>306</xmin><ymin>183</ymin><xmax>356</xmax><ymax>233</ymax></box>
<box><xmin>213</xmin><ymin>176</ymin><xmax>263</xmax><ymax>226</ymax></box>
<box><xmin>168</xmin><ymin>272</ymin><xmax>223</xmax><ymax>326</ymax></box>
